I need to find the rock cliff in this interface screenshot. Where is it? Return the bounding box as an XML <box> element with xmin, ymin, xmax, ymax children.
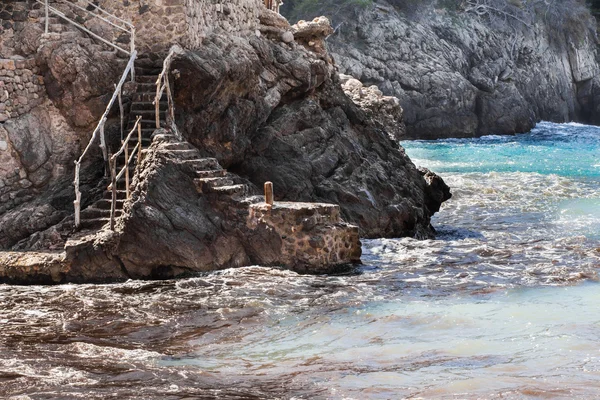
<box><xmin>1</xmin><ymin>2</ymin><xmax>451</xmax><ymax>283</ymax></box>
<box><xmin>282</xmin><ymin>0</ymin><xmax>600</xmax><ymax>139</ymax></box>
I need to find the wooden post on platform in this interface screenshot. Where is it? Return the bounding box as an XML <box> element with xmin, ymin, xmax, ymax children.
<box><xmin>137</xmin><ymin>120</ymin><xmax>142</xmax><ymax>166</ymax></box>
<box><xmin>264</xmin><ymin>181</ymin><xmax>273</xmax><ymax>205</ymax></box>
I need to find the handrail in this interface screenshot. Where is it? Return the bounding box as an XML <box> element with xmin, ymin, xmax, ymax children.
<box><xmin>39</xmin><ymin>0</ymin><xmax>135</xmax><ymax>56</ymax></box>
<box><xmin>108</xmin><ymin>116</ymin><xmax>142</xmax><ymax>230</ymax></box>
<box><xmin>154</xmin><ymin>45</ymin><xmax>184</xmax><ymax>139</ymax></box>
<box><xmin>73</xmin><ymin>51</ymin><xmax>137</xmax><ymax>228</ymax></box>
<box><xmin>71</xmin><ymin>0</ymin><xmax>134</xmax><ymax>30</ymax></box>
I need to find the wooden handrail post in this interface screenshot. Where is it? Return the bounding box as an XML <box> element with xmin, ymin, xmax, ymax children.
<box><xmin>264</xmin><ymin>181</ymin><xmax>273</xmax><ymax>206</ymax></box>
<box><xmin>130</xmin><ymin>28</ymin><xmax>136</xmax><ymax>82</ymax></box>
<box><xmin>110</xmin><ymin>157</ymin><xmax>117</xmax><ymax>231</ymax></box>
<box><xmin>45</xmin><ymin>0</ymin><xmax>49</xmax><ymax>34</ymax></box>
<box><xmin>74</xmin><ymin>162</ymin><xmax>81</xmax><ymax>228</ymax></box>
<box><xmin>117</xmin><ymin>85</ymin><xmax>124</xmax><ymax>141</ymax></box>
<box><xmin>124</xmin><ymin>141</ymin><xmax>130</xmax><ymax>199</ymax></box>
<box><xmin>99</xmin><ymin>118</ymin><xmax>109</xmax><ymax>176</ymax></box>
<box><xmin>155</xmin><ymin>86</ymin><xmax>161</xmax><ymax>129</ymax></box>
<box><xmin>137</xmin><ymin>121</ymin><xmax>142</xmax><ymax>166</ymax></box>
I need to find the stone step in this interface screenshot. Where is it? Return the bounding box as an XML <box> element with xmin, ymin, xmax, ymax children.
<box><xmin>128</xmin><ymin>109</ymin><xmax>166</xmax><ymax>120</ymax></box>
<box><xmin>78</xmin><ymin>218</ymin><xmax>109</xmax><ymax>231</ymax></box>
<box><xmin>81</xmin><ymin>207</ymin><xmax>122</xmax><ymax>219</ymax></box>
<box><xmin>124</xmin><ymin>119</ymin><xmax>158</xmax><ymax>129</ymax></box>
<box><xmin>131</xmin><ymin>101</ymin><xmax>168</xmax><ymax>111</ymax></box>
<box><xmin>135</xmin><ymin>58</ymin><xmax>165</xmax><ymax>68</ymax></box>
<box><xmin>103</xmin><ymin>190</ymin><xmax>128</xmax><ymax>200</ymax></box>
<box><xmin>136</xmin><ymin>75</ymin><xmax>159</xmax><ymax>83</ymax></box>
<box><xmin>195</xmin><ymin>169</ymin><xmax>228</xmax><ymax>179</ymax></box>
<box><xmin>194</xmin><ymin>177</ymin><xmax>235</xmax><ymax>193</ymax></box>
<box><xmin>133</xmin><ymin>92</ymin><xmax>166</xmax><ymax>102</ymax></box>
<box><xmin>153</xmin><ymin>133</ymin><xmax>178</xmax><ymax>140</ymax></box>
<box><xmin>156</xmin><ymin>149</ymin><xmax>200</xmax><ymax>160</ymax></box>
<box><xmin>241</xmin><ymin>195</ymin><xmax>266</xmax><ymax>205</ymax></box>
<box><xmin>95</xmin><ymin>198</ymin><xmax>125</xmax><ymax>210</ymax></box>
<box><xmin>135</xmin><ymin>67</ymin><xmax>162</xmax><ymax>76</ymax></box>
<box><xmin>162</xmin><ymin>142</ymin><xmax>194</xmax><ymax>150</ymax></box>
<box><xmin>181</xmin><ymin>158</ymin><xmax>221</xmax><ymax>170</ymax></box>
<box><xmin>206</xmin><ymin>184</ymin><xmax>248</xmax><ymax>197</ymax></box>
<box><xmin>136</xmin><ymin>82</ymin><xmax>157</xmax><ymax>92</ymax></box>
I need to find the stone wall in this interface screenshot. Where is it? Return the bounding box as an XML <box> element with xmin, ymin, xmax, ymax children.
<box><xmin>248</xmin><ymin>202</ymin><xmax>361</xmax><ymax>273</ymax></box>
<box><xmin>0</xmin><ymin>58</ymin><xmax>45</xmax><ymax>123</ymax></box>
<box><xmin>96</xmin><ymin>0</ymin><xmax>262</xmax><ymax>53</ymax></box>
<box><xmin>185</xmin><ymin>0</ymin><xmax>262</xmax><ymax>49</ymax></box>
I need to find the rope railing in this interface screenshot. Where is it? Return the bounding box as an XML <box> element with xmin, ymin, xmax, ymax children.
<box><xmin>108</xmin><ymin>115</ymin><xmax>142</xmax><ymax>230</ymax></box>
<box><xmin>154</xmin><ymin>45</ymin><xmax>184</xmax><ymax>139</ymax></box>
<box><xmin>73</xmin><ymin>50</ymin><xmax>137</xmax><ymax>228</ymax></box>
<box><xmin>39</xmin><ymin>0</ymin><xmax>136</xmax><ymax>59</ymax></box>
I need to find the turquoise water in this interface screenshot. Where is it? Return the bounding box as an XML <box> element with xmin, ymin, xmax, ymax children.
<box><xmin>2</xmin><ymin>122</ymin><xmax>600</xmax><ymax>398</ymax></box>
<box><xmin>404</xmin><ymin>122</ymin><xmax>600</xmax><ymax>178</ymax></box>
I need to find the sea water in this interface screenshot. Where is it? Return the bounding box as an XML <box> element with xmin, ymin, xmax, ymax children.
<box><xmin>1</xmin><ymin>122</ymin><xmax>600</xmax><ymax>398</ymax></box>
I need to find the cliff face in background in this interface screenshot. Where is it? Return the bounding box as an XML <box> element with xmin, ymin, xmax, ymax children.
<box><xmin>282</xmin><ymin>0</ymin><xmax>600</xmax><ymax>139</ymax></box>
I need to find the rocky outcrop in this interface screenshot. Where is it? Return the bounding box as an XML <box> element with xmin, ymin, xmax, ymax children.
<box><xmin>40</xmin><ymin>133</ymin><xmax>361</xmax><ymax>283</ymax></box>
<box><xmin>172</xmin><ymin>22</ymin><xmax>450</xmax><ymax>239</ymax></box>
<box><xmin>282</xmin><ymin>0</ymin><xmax>600</xmax><ymax>138</ymax></box>
<box><xmin>340</xmin><ymin>73</ymin><xmax>405</xmax><ymax>140</ymax></box>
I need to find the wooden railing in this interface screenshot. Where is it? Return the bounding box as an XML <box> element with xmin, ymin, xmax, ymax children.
<box><xmin>73</xmin><ymin>50</ymin><xmax>137</xmax><ymax>228</ymax></box>
<box><xmin>154</xmin><ymin>45</ymin><xmax>184</xmax><ymax>139</ymax></box>
<box><xmin>39</xmin><ymin>0</ymin><xmax>135</xmax><ymax>61</ymax></box>
<box><xmin>108</xmin><ymin>116</ymin><xmax>143</xmax><ymax>230</ymax></box>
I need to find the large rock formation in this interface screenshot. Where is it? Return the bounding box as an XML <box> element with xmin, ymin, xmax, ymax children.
<box><xmin>282</xmin><ymin>0</ymin><xmax>600</xmax><ymax>139</ymax></box>
<box><xmin>172</xmin><ymin>12</ymin><xmax>450</xmax><ymax>239</ymax></box>
<box><xmin>1</xmin><ymin>3</ymin><xmax>451</xmax><ymax>283</ymax></box>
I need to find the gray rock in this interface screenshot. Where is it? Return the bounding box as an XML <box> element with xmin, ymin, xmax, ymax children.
<box><xmin>283</xmin><ymin>1</ymin><xmax>600</xmax><ymax>138</ymax></box>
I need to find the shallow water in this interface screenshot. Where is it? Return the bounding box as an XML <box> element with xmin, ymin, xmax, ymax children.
<box><xmin>2</xmin><ymin>122</ymin><xmax>600</xmax><ymax>399</ymax></box>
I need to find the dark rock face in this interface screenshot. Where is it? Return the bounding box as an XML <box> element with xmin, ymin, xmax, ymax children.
<box><xmin>282</xmin><ymin>1</ymin><xmax>600</xmax><ymax>139</ymax></box>
<box><xmin>114</xmin><ymin>146</ymin><xmax>257</xmax><ymax>278</ymax></box>
<box><xmin>37</xmin><ymin>39</ymin><xmax>124</xmax><ymax>128</ymax></box>
<box><xmin>173</xmin><ymin>31</ymin><xmax>450</xmax><ymax>238</ymax></box>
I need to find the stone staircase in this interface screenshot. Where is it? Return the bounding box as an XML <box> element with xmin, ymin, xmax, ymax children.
<box><xmin>154</xmin><ymin>133</ymin><xmax>257</xmax><ymax>201</ymax></box>
<box><xmin>76</xmin><ymin>58</ymin><xmax>168</xmax><ymax>232</ymax></box>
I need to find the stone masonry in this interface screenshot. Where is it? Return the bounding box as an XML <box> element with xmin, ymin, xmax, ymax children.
<box><xmin>0</xmin><ymin>58</ymin><xmax>45</xmax><ymax>122</ymax></box>
<box><xmin>248</xmin><ymin>202</ymin><xmax>362</xmax><ymax>273</ymax></box>
<box><xmin>96</xmin><ymin>0</ymin><xmax>262</xmax><ymax>52</ymax></box>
